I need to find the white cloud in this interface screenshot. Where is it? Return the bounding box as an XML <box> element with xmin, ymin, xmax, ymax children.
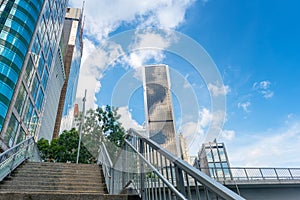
<box><xmin>259</xmin><ymin>80</ymin><xmax>271</xmax><ymax>89</ymax></box>
<box><xmin>69</xmin><ymin>0</ymin><xmax>196</xmax><ymax>109</ymax></box>
<box><xmin>228</xmin><ymin>122</ymin><xmax>300</xmax><ymax>167</ymax></box>
<box><xmin>238</xmin><ymin>101</ymin><xmax>251</xmax><ymax>113</ymax></box>
<box><xmin>76</xmin><ymin>39</ymin><xmax>125</xmax><ymax>109</ymax></box>
<box><xmin>208</xmin><ymin>83</ymin><xmax>230</xmax><ymax>97</ymax></box>
<box><xmin>118</xmin><ymin>106</ymin><xmax>143</xmax><ymax>131</ymax></box>
<box><xmin>253</xmin><ymin>80</ymin><xmax>274</xmax><ymax>99</ymax></box>
<box><xmin>180</xmin><ymin>108</ymin><xmax>227</xmax><ymax>155</ymax></box>
<box><xmin>220</xmin><ymin>130</ymin><xmax>235</xmax><ymax>141</ymax></box>
<box><xmin>70</xmin><ymin>0</ymin><xmax>195</xmax><ymax>41</ymax></box>
<box><xmin>261</xmin><ymin>90</ymin><xmax>274</xmax><ymax>99</ymax></box>
<box><xmin>198</xmin><ymin>108</ymin><xmax>212</xmax><ymax>127</ymax></box>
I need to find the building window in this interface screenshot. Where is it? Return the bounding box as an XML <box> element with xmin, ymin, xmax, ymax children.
<box><xmin>4</xmin><ymin>114</ymin><xmax>19</xmax><ymax>147</ymax></box>
<box><xmin>35</xmin><ymin>87</ymin><xmax>44</xmax><ymax>111</ymax></box>
<box><xmin>29</xmin><ymin>111</ymin><xmax>38</xmax><ymax>136</ymax></box>
<box><xmin>14</xmin><ymin>83</ymin><xmax>27</xmax><ymax>115</ymax></box>
<box><xmin>23</xmin><ymin>99</ymin><xmax>33</xmax><ymax>129</ymax></box>
<box><xmin>37</xmin><ymin>52</ymin><xmax>45</xmax><ymax>78</ymax></box>
<box><xmin>30</xmin><ymin>75</ymin><xmax>39</xmax><ymax>100</ymax></box>
<box><xmin>41</xmin><ymin>67</ymin><xmax>49</xmax><ymax>89</ymax></box>
<box><xmin>16</xmin><ymin>127</ymin><xmax>26</xmax><ymax>144</ymax></box>
<box><xmin>24</xmin><ymin>58</ymin><xmax>35</xmax><ymax>86</ymax></box>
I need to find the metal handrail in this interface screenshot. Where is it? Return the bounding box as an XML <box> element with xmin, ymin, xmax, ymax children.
<box><xmin>197</xmin><ymin>167</ymin><xmax>300</xmax><ymax>182</ymax></box>
<box><xmin>125</xmin><ymin>138</ymin><xmax>187</xmax><ymax>200</ymax></box>
<box><xmin>128</xmin><ymin>129</ymin><xmax>245</xmax><ymax>200</ymax></box>
<box><xmin>97</xmin><ymin>129</ymin><xmax>246</xmax><ymax>200</ymax></box>
<box><xmin>97</xmin><ymin>142</ymin><xmax>113</xmax><ymax>193</ymax></box>
<box><xmin>0</xmin><ymin>137</ymin><xmax>41</xmax><ymax>182</ymax></box>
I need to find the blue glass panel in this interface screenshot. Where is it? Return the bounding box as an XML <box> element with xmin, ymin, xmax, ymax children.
<box><xmin>17</xmin><ymin>0</ymin><xmax>39</xmax><ymax>19</ymax></box>
<box><xmin>4</xmin><ymin>114</ymin><xmax>19</xmax><ymax>147</ymax></box>
<box><xmin>23</xmin><ymin>100</ymin><xmax>33</xmax><ymax>129</ymax></box>
<box><xmin>0</xmin><ymin>102</ymin><xmax>8</xmax><ymax>118</ymax></box>
<box><xmin>30</xmin><ymin>75</ymin><xmax>39</xmax><ymax>100</ymax></box>
<box><xmin>0</xmin><ymin>81</ymin><xmax>13</xmax><ymax>99</ymax></box>
<box><xmin>0</xmin><ymin>64</ymin><xmax>19</xmax><ymax>84</ymax></box>
<box><xmin>41</xmin><ymin>68</ymin><xmax>49</xmax><ymax>90</ymax></box>
<box><xmin>47</xmin><ymin>49</ymin><xmax>53</xmax><ymax>69</ymax></box>
<box><xmin>15</xmin><ymin>0</ymin><xmax>42</xmax><ymax>12</ymax></box>
<box><xmin>31</xmin><ymin>35</ymin><xmax>41</xmax><ymax>60</ymax></box>
<box><xmin>4</xmin><ymin>18</ymin><xmax>31</xmax><ymax>42</ymax></box>
<box><xmin>37</xmin><ymin>52</ymin><xmax>45</xmax><ymax>78</ymax></box>
<box><xmin>0</xmin><ymin>45</ymin><xmax>23</xmax><ymax>69</ymax></box>
<box><xmin>10</xmin><ymin>7</ymin><xmax>35</xmax><ymax>33</ymax></box>
<box><xmin>29</xmin><ymin>111</ymin><xmax>38</xmax><ymax>136</ymax></box>
<box><xmin>0</xmin><ymin>30</ymin><xmax>28</xmax><ymax>56</ymax></box>
<box><xmin>35</xmin><ymin>87</ymin><xmax>44</xmax><ymax>111</ymax></box>
<box><xmin>14</xmin><ymin>83</ymin><xmax>27</xmax><ymax>115</ymax></box>
<box><xmin>23</xmin><ymin>58</ymin><xmax>35</xmax><ymax>87</ymax></box>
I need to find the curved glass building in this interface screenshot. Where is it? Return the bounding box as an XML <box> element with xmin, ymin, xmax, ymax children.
<box><xmin>0</xmin><ymin>0</ymin><xmax>68</xmax><ymax>150</ymax></box>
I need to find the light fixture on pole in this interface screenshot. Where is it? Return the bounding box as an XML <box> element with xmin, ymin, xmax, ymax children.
<box><xmin>76</xmin><ymin>89</ymin><xmax>86</xmax><ymax>164</ymax></box>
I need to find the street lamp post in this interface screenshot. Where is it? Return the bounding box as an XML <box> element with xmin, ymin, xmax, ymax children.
<box><xmin>76</xmin><ymin>89</ymin><xmax>87</xmax><ymax>164</ymax></box>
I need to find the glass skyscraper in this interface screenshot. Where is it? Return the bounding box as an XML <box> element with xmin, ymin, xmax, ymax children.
<box><xmin>0</xmin><ymin>0</ymin><xmax>68</xmax><ymax>151</ymax></box>
<box><xmin>53</xmin><ymin>7</ymin><xmax>83</xmax><ymax>138</ymax></box>
<box><xmin>143</xmin><ymin>65</ymin><xmax>180</xmax><ymax>156</ymax></box>
<box><xmin>39</xmin><ymin>7</ymin><xmax>83</xmax><ymax>141</ymax></box>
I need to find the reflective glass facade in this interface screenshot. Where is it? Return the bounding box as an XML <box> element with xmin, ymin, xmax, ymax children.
<box><xmin>198</xmin><ymin>142</ymin><xmax>233</xmax><ymax>180</ymax></box>
<box><xmin>38</xmin><ymin>48</ymin><xmax>65</xmax><ymax>141</ymax></box>
<box><xmin>0</xmin><ymin>0</ymin><xmax>68</xmax><ymax>149</ymax></box>
<box><xmin>53</xmin><ymin>8</ymin><xmax>83</xmax><ymax>138</ymax></box>
<box><xmin>143</xmin><ymin>65</ymin><xmax>179</xmax><ymax>156</ymax></box>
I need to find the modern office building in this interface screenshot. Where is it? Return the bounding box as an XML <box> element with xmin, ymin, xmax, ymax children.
<box><xmin>143</xmin><ymin>64</ymin><xmax>180</xmax><ymax>156</ymax></box>
<box><xmin>38</xmin><ymin>48</ymin><xmax>65</xmax><ymax>141</ymax></box>
<box><xmin>0</xmin><ymin>0</ymin><xmax>69</xmax><ymax>151</ymax></box>
<box><xmin>195</xmin><ymin>140</ymin><xmax>232</xmax><ymax>180</ymax></box>
<box><xmin>53</xmin><ymin>7</ymin><xmax>83</xmax><ymax>139</ymax></box>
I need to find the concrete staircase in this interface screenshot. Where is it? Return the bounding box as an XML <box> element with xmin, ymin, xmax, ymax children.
<box><xmin>0</xmin><ymin>162</ymin><xmax>140</xmax><ymax>200</ymax></box>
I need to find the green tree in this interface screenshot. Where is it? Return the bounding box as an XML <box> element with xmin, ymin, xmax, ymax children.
<box><xmin>37</xmin><ymin>105</ymin><xmax>125</xmax><ymax>163</ymax></box>
<box><xmin>96</xmin><ymin>105</ymin><xmax>125</xmax><ymax>147</ymax></box>
<box><xmin>36</xmin><ymin>138</ymin><xmax>50</xmax><ymax>161</ymax></box>
<box><xmin>37</xmin><ymin>128</ymin><xmax>94</xmax><ymax>164</ymax></box>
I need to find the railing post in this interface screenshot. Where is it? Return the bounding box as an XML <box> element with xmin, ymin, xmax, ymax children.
<box><xmin>175</xmin><ymin>164</ymin><xmax>187</xmax><ymax>197</ymax></box>
<box><xmin>139</xmin><ymin>139</ymin><xmax>145</xmax><ymax>199</ymax></box>
<box><xmin>288</xmin><ymin>168</ymin><xmax>294</xmax><ymax>179</ymax></box>
<box><xmin>122</xmin><ymin>143</ymin><xmax>127</xmax><ymax>187</ymax></box>
<box><xmin>259</xmin><ymin>168</ymin><xmax>264</xmax><ymax>180</ymax></box>
<box><xmin>9</xmin><ymin>148</ymin><xmax>17</xmax><ymax>172</ymax></box>
<box><xmin>274</xmin><ymin>168</ymin><xmax>279</xmax><ymax>180</ymax></box>
<box><xmin>24</xmin><ymin>139</ymin><xmax>31</xmax><ymax>160</ymax></box>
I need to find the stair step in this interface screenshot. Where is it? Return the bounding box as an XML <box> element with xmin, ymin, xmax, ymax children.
<box><xmin>0</xmin><ymin>162</ymin><xmax>134</xmax><ymax>199</ymax></box>
<box><xmin>13</xmin><ymin>170</ymin><xmax>101</xmax><ymax>176</ymax></box>
<box><xmin>23</xmin><ymin>162</ymin><xmax>101</xmax><ymax>168</ymax></box>
<box><xmin>0</xmin><ymin>184</ymin><xmax>106</xmax><ymax>191</ymax></box>
<box><xmin>7</xmin><ymin>176</ymin><xmax>103</xmax><ymax>183</ymax></box>
<box><xmin>0</xmin><ymin>192</ymin><xmax>140</xmax><ymax>200</ymax></box>
<box><xmin>1</xmin><ymin>180</ymin><xmax>105</xmax><ymax>187</ymax></box>
<box><xmin>10</xmin><ymin>172</ymin><xmax>103</xmax><ymax>179</ymax></box>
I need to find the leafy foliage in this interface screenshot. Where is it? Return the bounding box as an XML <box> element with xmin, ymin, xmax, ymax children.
<box><xmin>37</xmin><ymin>105</ymin><xmax>126</xmax><ymax>163</ymax></box>
<box><xmin>96</xmin><ymin>105</ymin><xmax>125</xmax><ymax>147</ymax></box>
<box><xmin>37</xmin><ymin>128</ymin><xmax>94</xmax><ymax>163</ymax></box>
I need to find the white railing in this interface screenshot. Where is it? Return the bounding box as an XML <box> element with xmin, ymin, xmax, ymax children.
<box><xmin>0</xmin><ymin>137</ymin><xmax>41</xmax><ymax>181</ymax></box>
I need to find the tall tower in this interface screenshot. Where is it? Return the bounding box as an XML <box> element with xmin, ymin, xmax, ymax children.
<box><xmin>53</xmin><ymin>7</ymin><xmax>83</xmax><ymax>138</ymax></box>
<box><xmin>0</xmin><ymin>0</ymin><xmax>68</xmax><ymax>151</ymax></box>
<box><xmin>143</xmin><ymin>64</ymin><xmax>180</xmax><ymax>156</ymax></box>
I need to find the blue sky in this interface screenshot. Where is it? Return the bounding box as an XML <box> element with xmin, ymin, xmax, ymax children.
<box><xmin>70</xmin><ymin>0</ymin><xmax>300</xmax><ymax>167</ymax></box>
